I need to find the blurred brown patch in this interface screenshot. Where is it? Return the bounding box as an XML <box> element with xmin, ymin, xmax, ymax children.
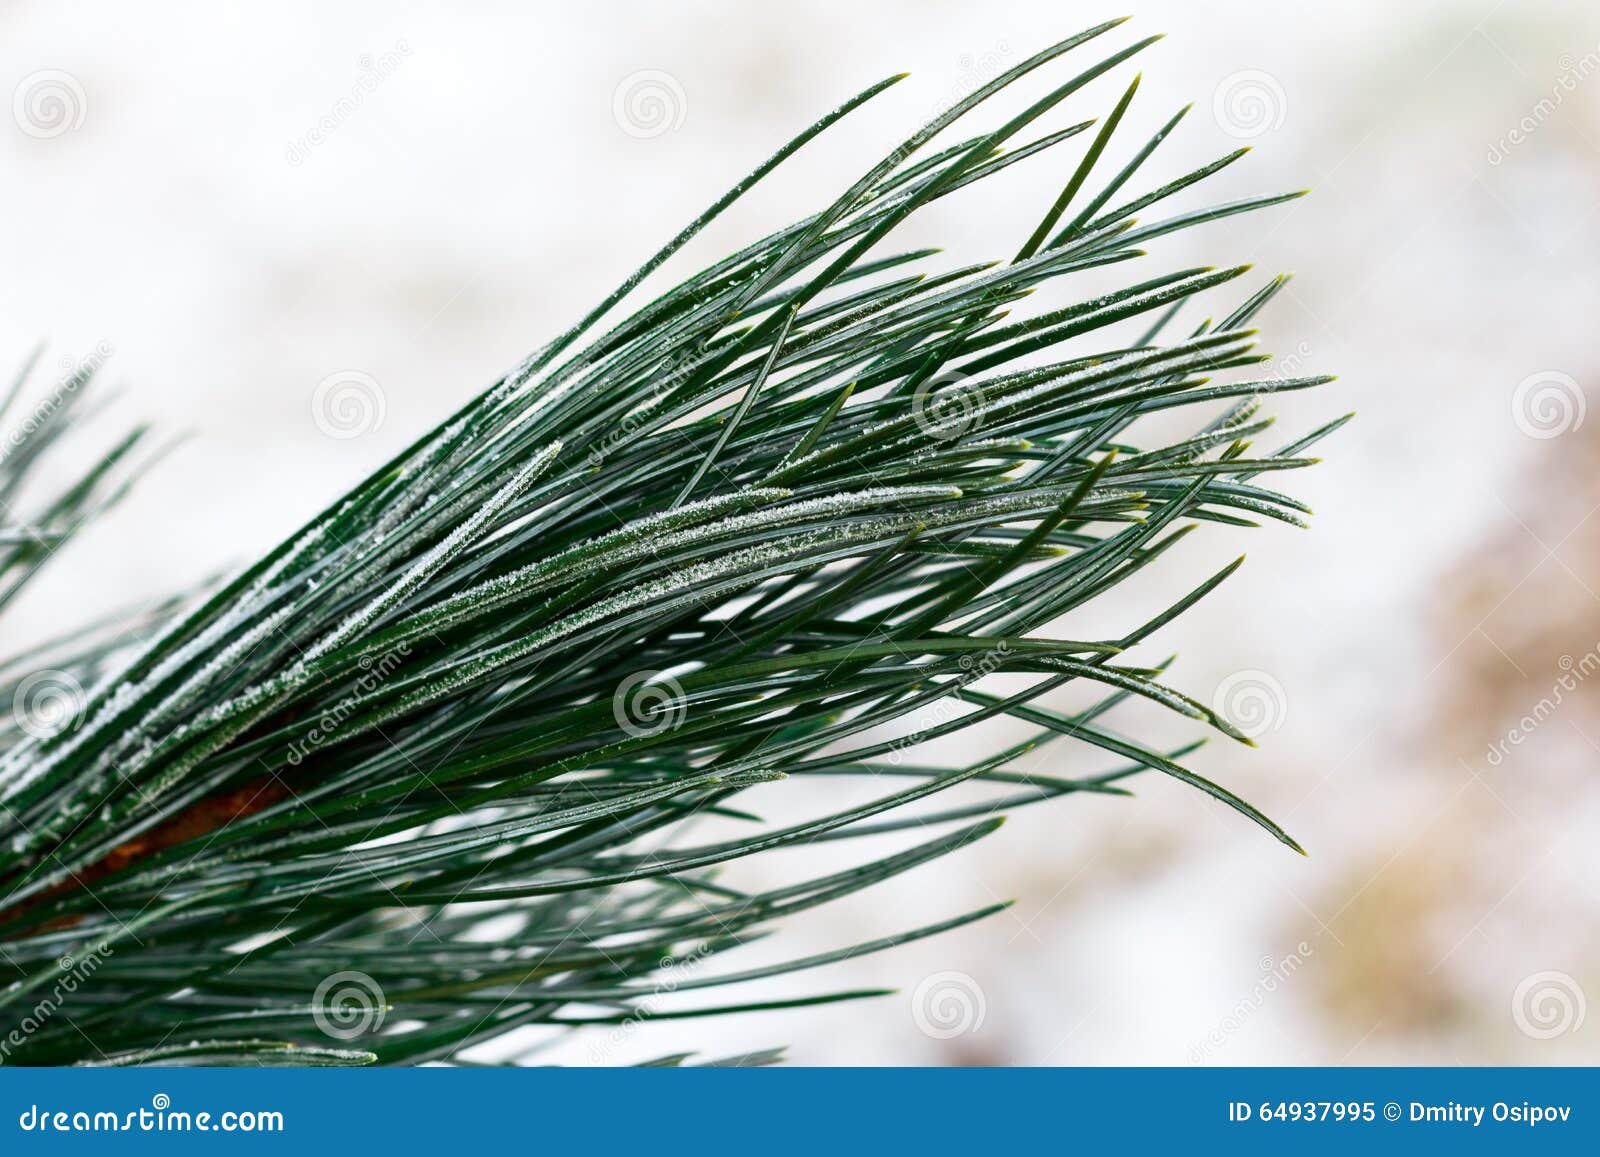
<box><xmin>1427</xmin><ymin>414</ymin><xmax>1600</xmax><ymax>763</ymax></box>
<box><xmin>1305</xmin><ymin>413</ymin><xmax>1600</xmax><ymax>1052</ymax></box>
<box><xmin>1314</xmin><ymin>843</ymin><xmax>1473</xmax><ymax>1037</ymax></box>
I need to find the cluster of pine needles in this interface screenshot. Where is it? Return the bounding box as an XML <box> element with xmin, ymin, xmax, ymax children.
<box><xmin>0</xmin><ymin>18</ymin><xmax>1341</xmax><ymax>1065</ymax></box>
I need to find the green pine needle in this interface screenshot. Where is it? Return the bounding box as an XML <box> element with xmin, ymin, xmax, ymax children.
<box><xmin>0</xmin><ymin>19</ymin><xmax>1339</xmax><ymax>1067</ymax></box>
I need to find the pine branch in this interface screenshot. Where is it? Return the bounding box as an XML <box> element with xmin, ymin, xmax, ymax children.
<box><xmin>0</xmin><ymin>19</ymin><xmax>1342</xmax><ymax>1067</ymax></box>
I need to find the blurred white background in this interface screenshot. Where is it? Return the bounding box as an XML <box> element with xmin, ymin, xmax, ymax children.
<box><xmin>3</xmin><ymin>0</ymin><xmax>1598</xmax><ymax>1064</ymax></box>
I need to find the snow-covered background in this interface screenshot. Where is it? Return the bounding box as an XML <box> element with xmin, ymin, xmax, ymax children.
<box><xmin>2</xmin><ymin>0</ymin><xmax>1597</xmax><ymax>1064</ymax></box>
